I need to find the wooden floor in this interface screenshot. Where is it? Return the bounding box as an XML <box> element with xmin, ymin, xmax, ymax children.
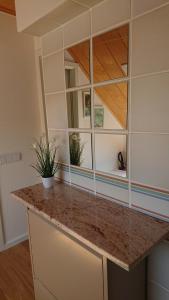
<box><xmin>0</xmin><ymin>241</ymin><xmax>35</xmax><ymax>300</ymax></box>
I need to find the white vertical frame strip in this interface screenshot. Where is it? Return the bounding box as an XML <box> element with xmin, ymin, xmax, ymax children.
<box><xmin>128</xmin><ymin>0</ymin><xmax>133</xmax><ymax>208</ymax></box>
<box><xmin>62</xmin><ymin>26</ymin><xmax>72</xmax><ymax>185</ymax></box>
<box><xmin>90</xmin><ymin>8</ymin><xmax>97</xmax><ymax>195</ymax></box>
<box><xmin>39</xmin><ymin>55</ymin><xmax>49</xmax><ymax>140</ymax></box>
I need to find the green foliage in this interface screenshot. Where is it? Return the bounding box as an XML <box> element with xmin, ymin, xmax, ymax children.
<box><xmin>32</xmin><ymin>136</ymin><xmax>58</xmax><ymax>178</ymax></box>
<box><xmin>69</xmin><ymin>133</ymin><xmax>84</xmax><ymax>167</ymax></box>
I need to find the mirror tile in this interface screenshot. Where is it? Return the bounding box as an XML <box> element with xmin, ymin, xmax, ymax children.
<box><xmin>48</xmin><ymin>130</ymin><xmax>69</xmax><ymax>164</ymax></box>
<box><xmin>46</xmin><ymin>93</ymin><xmax>67</xmax><ymax>129</ymax></box>
<box><xmin>94</xmin><ymin>82</ymin><xmax>128</xmax><ymax>129</ymax></box>
<box><xmin>69</xmin><ymin>132</ymin><xmax>93</xmax><ymax>169</ymax></box>
<box><xmin>95</xmin><ymin>133</ymin><xmax>127</xmax><ymax>177</ymax></box>
<box><xmin>93</xmin><ymin>24</ymin><xmax>129</xmax><ymax>83</ymax></box>
<box><xmin>66</xmin><ymin>89</ymin><xmax>91</xmax><ymax>129</ymax></box>
<box><xmin>64</xmin><ymin>40</ymin><xmax>90</xmax><ymax>89</ymax></box>
<box><xmin>43</xmin><ymin>51</ymin><xmax>65</xmax><ymax>93</ymax></box>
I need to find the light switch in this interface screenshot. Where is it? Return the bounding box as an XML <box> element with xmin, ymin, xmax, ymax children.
<box><xmin>0</xmin><ymin>155</ymin><xmax>6</xmax><ymax>165</ymax></box>
<box><xmin>0</xmin><ymin>152</ymin><xmax>22</xmax><ymax>165</ymax></box>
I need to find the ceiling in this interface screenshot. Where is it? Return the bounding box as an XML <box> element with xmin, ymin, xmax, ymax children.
<box><xmin>0</xmin><ymin>0</ymin><xmax>15</xmax><ymax>15</ymax></box>
<box><xmin>23</xmin><ymin>0</ymin><xmax>104</xmax><ymax>36</ymax></box>
<box><xmin>0</xmin><ymin>1</ymin><xmax>104</xmax><ymax>35</ymax></box>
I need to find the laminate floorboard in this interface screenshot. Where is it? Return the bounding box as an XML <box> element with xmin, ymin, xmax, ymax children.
<box><xmin>0</xmin><ymin>241</ymin><xmax>34</xmax><ymax>300</ymax></box>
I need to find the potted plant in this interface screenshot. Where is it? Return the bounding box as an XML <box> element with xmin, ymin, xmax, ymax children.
<box><xmin>32</xmin><ymin>136</ymin><xmax>58</xmax><ymax>188</ymax></box>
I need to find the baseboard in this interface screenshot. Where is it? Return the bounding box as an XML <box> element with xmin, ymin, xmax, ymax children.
<box><xmin>1</xmin><ymin>233</ymin><xmax>28</xmax><ymax>251</ymax></box>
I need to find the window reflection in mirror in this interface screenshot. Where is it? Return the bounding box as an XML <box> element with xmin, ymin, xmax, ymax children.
<box><xmin>95</xmin><ymin>134</ymin><xmax>127</xmax><ymax>177</ymax></box>
<box><xmin>93</xmin><ymin>24</ymin><xmax>129</xmax><ymax>83</ymax></box>
<box><xmin>64</xmin><ymin>40</ymin><xmax>90</xmax><ymax>89</ymax></box>
<box><xmin>66</xmin><ymin>89</ymin><xmax>91</xmax><ymax>129</ymax></box>
<box><xmin>94</xmin><ymin>82</ymin><xmax>128</xmax><ymax>129</ymax></box>
<box><xmin>69</xmin><ymin>132</ymin><xmax>92</xmax><ymax>169</ymax></box>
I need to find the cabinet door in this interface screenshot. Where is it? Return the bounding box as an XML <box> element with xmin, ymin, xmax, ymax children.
<box><xmin>28</xmin><ymin>210</ymin><xmax>103</xmax><ymax>300</ymax></box>
<box><xmin>34</xmin><ymin>279</ymin><xmax>56</xmax><ymax>300</ymax></box>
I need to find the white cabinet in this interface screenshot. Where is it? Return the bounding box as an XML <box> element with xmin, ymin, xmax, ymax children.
<box><xmin>34</xmin><ymin>279</ymin><xmax>56</xmax><ymax>300</ymax></box>
<box><xmin>28</xmin><ymin>210</ymin><xmax>104</xmax><ymax>300</ymax></box>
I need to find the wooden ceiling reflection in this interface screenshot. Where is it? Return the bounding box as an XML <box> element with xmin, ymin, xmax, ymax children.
<box><xmin>68</xmin><ymin>24</ymin><xmax>129</xmax><ymax>128</ymax></box>
<box><xmin>0</xmin><ymin>0</ymin><xmax>15</xmax><ymax>15</ymax></box>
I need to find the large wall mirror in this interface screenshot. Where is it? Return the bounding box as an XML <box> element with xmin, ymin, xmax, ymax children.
<box><xmin>45</xmin><ymin>24</ymin><xmax>129</xmax><ymax>178</ymax></box>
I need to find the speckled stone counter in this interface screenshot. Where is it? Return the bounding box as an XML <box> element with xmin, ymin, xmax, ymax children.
<box><xmin>12</xmin><ymin>182</ymin><xmax>169</xmax><ymax>271</ymax></box>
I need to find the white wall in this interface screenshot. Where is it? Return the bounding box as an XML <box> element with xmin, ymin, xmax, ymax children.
<box><xmin>0</xmin><ymin>13</ymin><xmax>42</xmax><ymax>247</ymax></box>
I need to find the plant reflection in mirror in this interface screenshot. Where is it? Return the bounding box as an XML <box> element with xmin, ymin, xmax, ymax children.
<box><xmin>69</xmin><ymin>133</ymin><xmax>84</xmax><ymax>167</ymax></box>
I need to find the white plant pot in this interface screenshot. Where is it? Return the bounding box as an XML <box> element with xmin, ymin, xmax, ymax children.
<box><xmin>42</xmin><ymin>176</ymin><xmax>54</xmax><ymax>189</ymax></box>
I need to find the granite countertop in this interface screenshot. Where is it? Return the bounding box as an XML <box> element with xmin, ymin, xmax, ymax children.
<box><xmin>12</xmin><ymin>182</ymin><xmax>169</xmax><ymax>271</ymax></box>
